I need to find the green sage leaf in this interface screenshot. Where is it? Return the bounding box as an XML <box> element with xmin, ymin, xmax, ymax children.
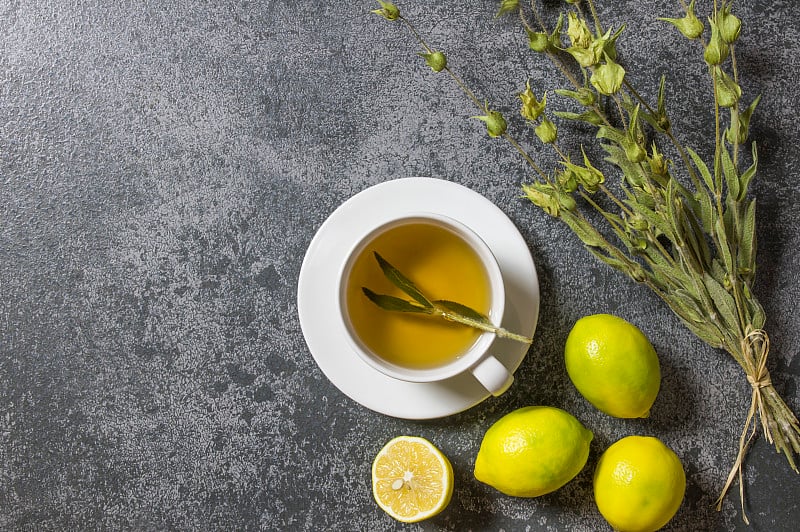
<box><xmin>362</xmin><ymin>288</ymin><xmax>431</xmax><ymax>314</ymax></box>
<box><xmin>596</xmin><ymin>125</ymin><xmax>627</xmax><ymax>145</ymax></box>
<box><xmin>554</xmin><ymin>110</ymin><xmax>604</xmax><ymax>126</ymax></box>
<box><xmin>720</xmin><ymin>145</ymin><xmax>740</xmax><ymax>201</ymax></box>
<box><xmin>710</xmin><ymin>258</ymin><xmax>728</xmax><ymax>287</ymax></box>
<box><xmin>683</xmin><ymin>212</ymin><xmax>712</xmax><ymax>269</ymax></box>
<box><xmin>434</xmin><ymin>300</ymin><xmax>492</xmax><ymax>326</ymax></box>
<box><xmin>687</xmin><ymin>147</ymin><xmax>715</xmax><ymax>192</ymax></box>
<box><xmin>714</xmin><ymin>216</ymin><xmax>735</xmax><ymax>273</ymax></box>
<box><xmin>739</xmin><ymin>142</ymin><xmax>759</xmax><ymax>198</ymax></box>
<box><xmin>669</xmin><ymin>288</ymin><xmax>707</xmax><ymax>324</ymax></box>
<box><xmin>737</xmin><ymin>199</ymin><xmax>757</xmax><ymax>275</ymax></box>
<box><xmin>681</xmin><ymin>316</ymin><xmax>726</xmax><ymax>348</ymax></box>
<box><xmin>657</xmin><ymin>74</ymin><xmax>669</xmax><ymax>127</ymax></box>
<box><xmin>588</xmin><ymin>246</ymin><xmax>631</xmax><ymax>272</ymax></box>
<box><xmin>561</xmin><ymin>211</ymin><xmax>606</xmax><ymax>248</ymax></box>
<box><xmin>373</xmin><ymin>252</ymin><xmax>433</xmax><ymax>308</ymax></box>
<box><xmin>703</xmin><ymin>272</ymin><xmax>739</xmax><ymax>333</ymax></box>
<box><xmin>749</xmin><ymin>298</ymin><xmax>766</xmax><ymax>330</ymax></box>
<box><xmin>650</xmin><ymin>260</ymin><xmax>692</xmax><ymax>291</ymax></box>
<box><xmin>666</xmin><ymin>179</ymin><xmax>682</xmax><ymax>236</ymax></box>
<box><xmin>696</xmin><ymin>190</ymin><xmax>715</xmax><ymax>233</ymax></box>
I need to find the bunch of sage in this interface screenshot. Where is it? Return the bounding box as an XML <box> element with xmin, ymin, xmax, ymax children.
<box><xmin>373</xmin><ymin>0</ymin><xmax>800</xmax><ymax>522</ymax></box>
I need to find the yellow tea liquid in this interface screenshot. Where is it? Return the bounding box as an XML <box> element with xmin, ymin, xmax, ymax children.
<box><xmin>345</xmin><ymin>222</ymin><xmax>492</xmax><ymax>370</ymax></box>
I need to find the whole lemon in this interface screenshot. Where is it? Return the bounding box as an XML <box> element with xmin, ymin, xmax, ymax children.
<box><xmin>594</xmin><ymin>436</ymin><xmax>686</xmax><ymax>532</ymax></box>
<box><xmin>474</xmin><ymin>406</ymin><xmax>593</xmax><ymax>497</ymax></box>
<box><xmin>564</xmin><ymin>314</ymin><xmax>660</xmax><ymax>418</ymax></box>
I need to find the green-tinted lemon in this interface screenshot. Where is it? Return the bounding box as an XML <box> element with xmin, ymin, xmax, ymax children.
<box><xmin>564</xmin><ymin>314</ymin><xmax>660</xmax><ymax>418</ymax></box>
<box><xmin>594</xmin><ymin>436</ymin><xmax>686</xmax><ymax>532</ymax></box>
<box><xmin>474</xmin><ymin>406</ymin><xmax>593</xmax><ymax>497</ymax></box>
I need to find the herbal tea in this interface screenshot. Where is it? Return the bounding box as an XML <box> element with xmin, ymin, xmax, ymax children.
<box><xmin>345</xmin><ymin>221</ymin><xmax>492</xmax><ymax>370</ymax></box>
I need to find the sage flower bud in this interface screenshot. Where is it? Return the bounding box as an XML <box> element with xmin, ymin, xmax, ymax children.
<box><xmin>580</xmin><ymin>148</ymin><xmax>605</xmax><ymax>193</ymax></box>
<box><xmin>567</xmin><ymin>12</ymin><xmax>592</xmax><ymax>49</ymax></box>
<box><xmin>718</xmin><ymin>7</ymin><xmax>741</xmax><ymax>44</ymax></box>
<box><xmin>567</xmin><ymin>39</ymin><xmax>605</xmax><ymax>67</ymax></box>
<box><xmin>648</xmin><ymin>143</ymin><xmax>668</xmax><ymax>176</ymax></box>
<box><xmin>577</xmin><ymin>87</ymin><xmax>597</xmax><ymax>106</ymax></box>
<box><xmin>726</xmin><ymin>95</ymin><xmax>760</xmax><ymax>145</ymax></box>
<box><xmin>629</xmin><ymin>264</ymin><xmax>647</xmax><ymax>283</ymax></box>
<box><xmin>624</xmin><ymin>140</ymin><xmax>647</xmax><ymax>163</ymax></box>
<box><xmin>418</xmin><ymin>51</ymin><xmax>447</xmax><ymax>72</ymax></box>
<box><xmin>562</xmin><ymin>150</ymin><xmax>605</xmax><ymax>194</ymax></box>
<box><xmin>535</xmin><ymin>116</ymin><xmax>558</xmax><ymax>144</ymax></box>
<box><xmin>659</xmin><ymin>0</ymin><xmax>704</xmax><ymax>40</ymax></box>
<box><xmin>558</xmin><ymin>192</ymin><xmax>577</xmax><ymax>212</ymax></box>
<box><xmin>630</xmin><ymin>235</ymin><xmax>648</xmax><ymax>250</ymax></box>
<box><xmin>555</xmin><ymin>87</ymin><xmax>597</xmax><ymax>107</ymax></box>
<box><xmin>519</xmin><ymin>81</ymin><xmax>546</xmax><ymax>121</ymax></box>
<box><xmin>627</xmin><ymin>213</ymin><xmax>649</xmax><ymax>232</ymax></box>
<box><xmin>726</xmin><ymin>116</ymin><xmax>744</xmax><ymax>145</ymax></box>
<box><xmin>590</xmin><ymin>56</ymin><xmax>626</xmax><ymax>95</ymax></box>
<box><xmin>527</xmin><ymin>30</ymin><xmax>551</xmax><ymax>53</ymax></box>
<box><xmin>471</xmin><ymin>106</ymin><xmax>507</xmax><ymax>138</ymax></box>
<box><xmin>601</xmin><ymin>26</ymin><xmax>624</xmax><ymax>62</ymax></box>
<box><xmin>371</xmin><ymin>0</ymin><xmax>400</xmax><ymax>21</ymax></box>
<box><xmin>523</xmin><ymin>183</ymin><xmax>561</xmax><ymax>217</ymax></box>
<box><xmin>496</xmin><ymin>0</ymin><xmax>519</xmax><ymax>18</ymax></box>
<box><xmin>557</xmin><ymin>168</ymin><xmax>578</xmax><ymax>193</ymax></box>
<box><xmin>704</xmin><ymin>21</ymin><xmax>729</xmax><ymax>65</ymax></box>
<box><xmin>714</xmin><ymin>67</ymin><xmax>741</xmax><ymax>108</ymax></box>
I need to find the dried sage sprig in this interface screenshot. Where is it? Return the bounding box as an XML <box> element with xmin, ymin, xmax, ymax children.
<box><xmin>373</xmin><ymin>0</ymin><xmax>800</xmax><ymax>522</ymax></box>
<box><xmin>362</xmin><ymin>252</ymin><xmax>532</xmax><ymax>345</ymax></box>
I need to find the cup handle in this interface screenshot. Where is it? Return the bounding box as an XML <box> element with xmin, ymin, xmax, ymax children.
<box><xmin>470</xmin><ymin>356</ymin><xmax>513</xmax><ymax>397</ymax></box>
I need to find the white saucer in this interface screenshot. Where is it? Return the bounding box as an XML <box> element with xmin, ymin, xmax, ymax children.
<box><xmin>297</xmin><ymin>177</ymin><xmax>540</xmax><ymax>419</ymax></box>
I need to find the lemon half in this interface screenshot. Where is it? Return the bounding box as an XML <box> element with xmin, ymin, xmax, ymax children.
<box><xmin>371</xmin><ymin>436</ymin><xmax>453</xmax><ymax>523</ymax></box>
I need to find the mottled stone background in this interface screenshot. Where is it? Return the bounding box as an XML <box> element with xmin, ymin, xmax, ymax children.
<box><xmin>1</xmin><ymin>0</ymin><xmax>799</xmax><ymax>530</ymax></box>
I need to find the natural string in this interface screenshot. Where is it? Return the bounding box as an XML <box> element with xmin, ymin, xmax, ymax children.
<box><xmin>714</xmin><ymin>328</ymin><xmax>771</xmax><ymax>525</ymax></box>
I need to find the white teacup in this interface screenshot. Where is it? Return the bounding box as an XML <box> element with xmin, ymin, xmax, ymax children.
<box><xmin>336</xmin><ymin>212</ymin><xmax>514</xmax><ymax>396</ymax></box>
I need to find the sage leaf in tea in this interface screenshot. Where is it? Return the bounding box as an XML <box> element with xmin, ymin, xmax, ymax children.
<box><xmin>364</xmin><ymin>253</ymin><xmax>532</xmax><ymax>345</ymax></box>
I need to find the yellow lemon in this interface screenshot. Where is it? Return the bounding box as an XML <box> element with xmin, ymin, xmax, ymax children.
<box><xmin>474</xmin><ymin>406</ymin><xmax>593</xmax><ymax>497</ymax></box>
<box><xmin>564</xmin><ymin>314</ymin><xmax>660</xmax><ymax>418</ymax></box>
<box><xmin>594</xmin><ymin>436</ymin><xmax>686</xmax><ymax>532</ymax></box>
<box><xmin>371</xmin><ymin>436</ymin><xmax>453</xmax><ymax>523</ymax></box>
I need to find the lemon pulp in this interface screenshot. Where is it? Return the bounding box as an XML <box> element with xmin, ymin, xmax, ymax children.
<box><xmin>371</xmin><ymin>436</ymin><xmax>453</xmax><ymax>523</ymax></box>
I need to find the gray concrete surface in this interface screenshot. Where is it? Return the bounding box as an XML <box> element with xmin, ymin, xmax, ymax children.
<box><xmin>2</xmin><ymin>0</ymin><xmax>799</xmax><ymax>530</ymax></box>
